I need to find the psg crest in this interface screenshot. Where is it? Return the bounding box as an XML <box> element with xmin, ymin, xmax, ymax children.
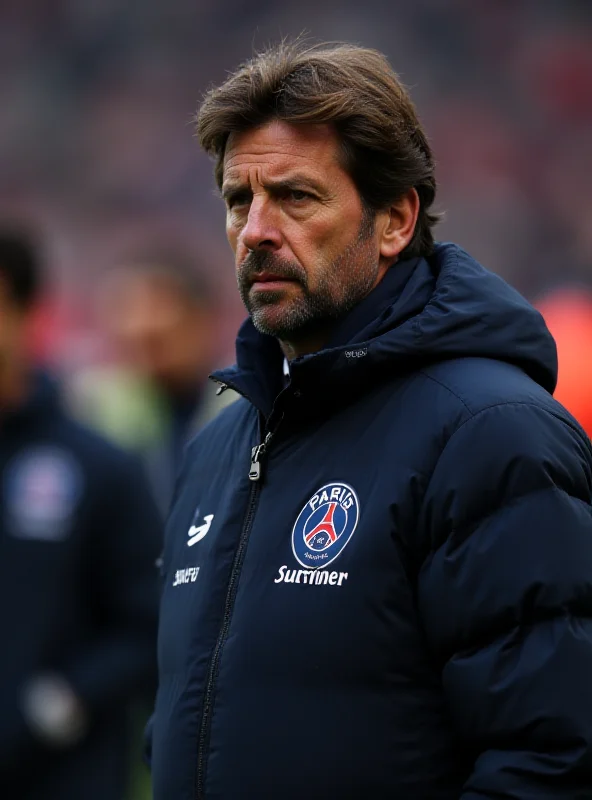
<box><xmin>292</xmin><ymin>482</ymin><xmax>360</xmax><ymax>569</ymax></box>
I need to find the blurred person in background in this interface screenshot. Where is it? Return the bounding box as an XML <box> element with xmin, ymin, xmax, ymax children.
<box><xmin>70</xmin><ymin>250</ymin><xmax>236</xmax><ymax>516</ymax></box>
<box><xmin>0</xmin><ymin>229</ymin><xmax>161</xmax><ymax>800</ymax></box>
<box><xmin>148</xmin><ymin>42</ymin><xmax>592</xmax><ymax>799</ymax></box>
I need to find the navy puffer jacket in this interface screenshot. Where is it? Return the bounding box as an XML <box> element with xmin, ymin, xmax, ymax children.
<box><xmin>150</xmin><ymin>243</ymin><xmax>592</xmax><ymax>799</ymax></box>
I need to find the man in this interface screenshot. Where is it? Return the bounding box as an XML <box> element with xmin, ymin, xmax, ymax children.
<box><xmin>149</xmin><ymin>42</ymin><xmax>592</xmax><ymax>798</ymax></box>
<box><xmin>0</xmin><ymin>230</ymin><xmax>161</xmax><ymax>799</ymax></box>
<box><xmin>70</xmin><ymin>250</ymin><xmax>235</xmax><ymax>515</ymax></box>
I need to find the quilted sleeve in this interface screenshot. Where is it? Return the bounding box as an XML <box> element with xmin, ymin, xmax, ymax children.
<box><xmin>418</xmin><ymin>401</ymin><xmax>592</xmax><ymax>798</ymax></box>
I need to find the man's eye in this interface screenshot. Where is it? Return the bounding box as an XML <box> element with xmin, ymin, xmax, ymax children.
<box><xmin>227</xmin><ymin>193</ymin><xmax>251</xmax><ymax>209</ymax></box>
<box><xmin>290</xmin><ymin>190</ymin><xmax>309</xmax><ymax>201</ymax></box>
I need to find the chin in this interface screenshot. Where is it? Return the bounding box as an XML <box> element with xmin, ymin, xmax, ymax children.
<box><xmin>251</xmin><ymin>310</ymin><xmax>288</xmax><ymax>337</ymax></box>
<box><xmin>251</xmin><ymin>304</ymin><xmax>317</xmax><ymax>341</ymax></box>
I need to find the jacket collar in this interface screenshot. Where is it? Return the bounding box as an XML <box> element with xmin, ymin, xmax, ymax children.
<box><xmin>213</xmin><ymin>241</ymin><xmax>557</xmax><ymax>422</ymax></box>
<box><xmin>213</xmin><ymin>257</ymin><xmax>424</xmax><ymax>420</ymax></box>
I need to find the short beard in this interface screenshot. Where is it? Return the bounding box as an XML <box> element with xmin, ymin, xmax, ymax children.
<box><xmin>237</xmin><ymin>210</ymin><xmax>378</xmax><ymax>341</ymax></box>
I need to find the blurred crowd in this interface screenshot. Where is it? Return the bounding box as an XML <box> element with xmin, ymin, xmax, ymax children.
<box><xmin>1</xmin><ymin>0</ymin><xmax>591</xmax><ymax>366</ymax></box>
<box><xmin>0</xmin><ymin>0</ymin><xmax>591</xmax><ymax>797</ymax></box>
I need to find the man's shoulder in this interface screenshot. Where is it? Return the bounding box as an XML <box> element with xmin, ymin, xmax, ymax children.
<box><xmin>167</xmin><ymin>395</ymin><xmax>255</xmax><ymax>525</ymax></box>
<box><xmin>417</xmin><ymin>357</ymin><xmax>592</xmax><ymax>471</ymax></box>
<box><xmin>419</xmin><ymin>356</ymin><xmax>563</xmax><ymax>420</ymax></box>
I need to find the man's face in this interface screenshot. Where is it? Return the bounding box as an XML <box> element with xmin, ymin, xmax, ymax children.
<box><xmin>223</xmin><ymin>121</ymin><xmax>388</xmax><ymax>342</ymax></box>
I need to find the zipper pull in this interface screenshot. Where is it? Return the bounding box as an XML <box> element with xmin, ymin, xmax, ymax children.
<box><xmin>249</xmin><ymin>432</ymin><xmax>273</xmax><ymax>481</ymax></box>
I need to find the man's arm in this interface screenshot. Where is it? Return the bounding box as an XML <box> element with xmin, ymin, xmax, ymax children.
<box><xmin>418</xmin><ymin>401</ymin><xmax>592</xmax><ymax>798</ymax></box>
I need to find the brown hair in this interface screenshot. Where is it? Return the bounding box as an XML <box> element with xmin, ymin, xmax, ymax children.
<box><xmin>196</xmin><ymin>40</ymin><xmax>440</xmax><ymax>259</ymax></box>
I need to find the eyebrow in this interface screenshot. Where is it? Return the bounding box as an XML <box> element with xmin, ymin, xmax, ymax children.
<box><xmin>221</xmin><ymin>174</ymin><xmax>326</xmax><ymax>201</ymax></box>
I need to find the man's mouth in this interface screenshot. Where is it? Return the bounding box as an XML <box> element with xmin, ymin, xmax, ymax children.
<box><xmin>250</xmin><ymin>272</ymin><xmax>298</xmax><ymax>290</ymax></box>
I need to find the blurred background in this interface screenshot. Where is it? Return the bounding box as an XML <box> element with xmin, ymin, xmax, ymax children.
<box><xmin>2</xmin><ymin>0</ymin><xmax>591</xmax><ymax>373</ymax></box>
<box><xmin>1</xmin><ymin>0</ymin><xmax>591</xmax><ymax>797</ymax></box>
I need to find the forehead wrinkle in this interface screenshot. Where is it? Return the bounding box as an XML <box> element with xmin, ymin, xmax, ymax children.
<box><xmin>223</xmin><ymin>169</ymin><xmax>328</xmax><ymax>195</ymax></box>
<box><xmin>223</xmin><ymin>152</ymin><xmax>341</xmax><ymax>197</ymax></box>
<box><xmin>226</xmin><ymin>144</ymin><xmax>321</xmax><ymax>160</ymax></box>
<box><xmin>224</xmin><ymin>125</ymin><xmax>342</xmax><ymax>174</ymax></box>
<box><xmin>224</xmin><ymin>149</ymin><xmax>324</xmax><ymax>181</ymax></box>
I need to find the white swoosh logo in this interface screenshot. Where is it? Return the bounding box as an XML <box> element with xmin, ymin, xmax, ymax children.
<box><xmin>187</xmin><ymin>514</ymin><xmax>214</xmax><ymax>546</ymax></box>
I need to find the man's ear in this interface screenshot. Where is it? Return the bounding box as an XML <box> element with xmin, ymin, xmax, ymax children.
<box><xmin>378</xmin><ymin>188</ymin><xmax>420</xmax><ymax>261</ymax></box>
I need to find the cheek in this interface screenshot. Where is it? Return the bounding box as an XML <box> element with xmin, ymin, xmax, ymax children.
<box><xmin>296</xmin><ymin>229</ymin><xmax>344</xmax><ymax>280</ymax></box>
<box><xmin>226</xmin><ymin>216</ymin><xmax>240</xmax><ymax>254</ymax></box>
<box><xmin>287</xmin><ymin>219</ymin><xmax>335</xmax><ymax>267</ymax></box>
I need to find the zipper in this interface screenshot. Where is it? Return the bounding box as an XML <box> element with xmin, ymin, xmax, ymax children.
<box><xmin>195</xmin><ymin>425</ymin><xmax>276</xmax><ymax>799</ymax></box>
<box><xmin>248</xmin><ymin>431</ymin><xmax>273</xmax><ymax>481</ymax></box>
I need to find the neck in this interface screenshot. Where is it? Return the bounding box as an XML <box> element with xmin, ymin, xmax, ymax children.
<box><xmin>279</xmin><ymin>325</ymin><xmax>334</xmax><ymax>361</ymax></box>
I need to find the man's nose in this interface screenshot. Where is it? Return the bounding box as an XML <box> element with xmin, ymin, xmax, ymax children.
<box><xmin>241</xmin><ymin>198</ymin><xmax>282</xmax><ymax>252</ymax></box>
